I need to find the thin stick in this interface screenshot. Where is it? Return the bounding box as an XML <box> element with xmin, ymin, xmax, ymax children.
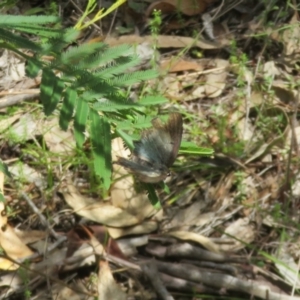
<box><xmin>21</xmin><ymin>192</ymin><xmax>60</xmax><ymax>239</ymax></box>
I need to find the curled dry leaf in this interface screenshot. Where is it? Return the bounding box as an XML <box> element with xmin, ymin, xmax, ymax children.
<box><xmin>9</xmin><ymin>113</ymin><xmax>38</xmax><ymax>142</ymax></box>
<box><xmin>167</xmin><ymin>231</ymin><xmax>220</xmax><ymax>253</ymax></box>
<box><xmin>14</xmin><ymin>229</ymin><xmax>47</xmax><ymax>244</ymax></box>
<box><xmin>117</xmin><ymin>235</ymin><xmax>149</xmax><ymax>256</ymax></box>
<box><xmin>276</xmin><ymin>244</ymin><xmax>300</xmax><ymax>288</ymax></box>
<box><xmin>146</xmin><ymin>0</ymin><xmax>211</xmax><ymax>17</ymax></box>
<box><xmin>292</xmin><ymin>173</ymin><xmax>300</xmax><ymax>198</ymax></box>
<box><xmin>0</xmin><ymin>172</ymin><xmax>33</xmax><ymax>270</ymax></box>
<box><xmin>63</xmin><ymin>184</ymin><xmax>141</xmax><ymax>227</ymax></box>
<box><xmin>160</xmin><ymin>57</ymin><xmax>204</xmax><ymax>73</ymax></box>
<box><xmin>105</xmin><ymin>34</ymin><xmax>220</xmax><ymax>50</ymax></box>
<box><xmin>41</xmin><ymin>118</ymin><xmax>75</xmax><ymax>154</ymax></box>
<box><xmin>52</xmin><ymin>282</ymin><xmax>88</xmax><ymax>300</ymax></box>
<box><xmin>65</xmin><ymin>225</ymin><xmax>126</xmax><ymax>259</ymax></box>
<box><xmin>146</xmin><ymin>1</ymin><xmax>177</xmax><ymax>16</ymax></box>
<box><xmin>31</xmin><ymin>246</ymin><xmax>67</xmax><ymax>276</ymax></box>
<box><xmin>62</xmin><ymin>244</ymin><xmax>95</xmax><ymax>272</ymax></box>
<box><xmin>9</xmin><ymin>163</ymin><xmax>46</xmax><ymax>189</ymax></box>
<box><xmin>98</xmin><ymin>261</ymin><xmax>127</xmax><ymax>300</ymax></box>
<box><xmin>220</xmin><ymin>217</ymin><xmax>255</xmax><ymax>252</ymax></box>
<box><xmin>165</xmin><ymin>200</ymin><xmax>210</xmax><ymax>231</ymax></box>
<box><xmin>0</xmin><ymin>273</ymin><xmax>23</xmax><ymax>295</ymax></box>
<box><xmin>107</xmin><ymin>221</ymin><xmax>158</xmax><ymax>239</ymax></box>
<box><xmin>283</xmin><ymin>13</ymin><xmax>300</xmax><ymax>54</ymax></box>
<box><xmin>204</xmin><ymin>59</ymin><xmax>229</xmax><ymax>98</ymax></box>
<box><xmin>263</xmin><ymin>61</ymin><xmax>281</xmax><ymax>77</ymax></box>
<box><xmin>0</xmin><ymin>225</ymin><xmax>34</xmax><ymax>270</ymax></box>
<box><xmin>268</xmin><ymin>12</ymin><xmax>300</xmax><ymax>72</ymax></box>
<box><xmin>162</xmin><ymin>58</ymin><xmax>229</xmax><ymax>101</ymax></box>
<box><xmin>235</xmin><ymin>112</ymin><xmax>255</xmax><ymax>142</ymax></box>
<box><xmin>286</xmin><ymin>126</ymin><xmax>300</xmax><ymax>148</ymax></box>
<box><xmin>0</xmin><ymin>113</ymin><xmax>22</xmax><ymax>133</ymax></box>
<box><xmin>0</xmin><ymin>50</ymin><xmax>25</xmax><ymax>90</ymax></box>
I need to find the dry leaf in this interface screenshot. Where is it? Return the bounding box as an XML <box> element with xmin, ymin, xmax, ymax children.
<box><xmin>98</xmin><ymin>261</ymin><xmax>127</xmax><ymax>300</ymax></box>
<box><xmin>146</xmin><ymin>0</ymin><xmax>207</xmax><ymax>16</ymax></box>
<box><xmin>105</xmin><ymin>34</ymin><xmax>220</xmax><ymax>50</ymax></box>
<box><xmin>0</xmin><ymin>272</ymin><xmax>23</xmax><ymax>292</ymax></box>
<box><xmin>0</xmin><ymin>172</ymin><xmax>33</xmax><ymax>270</ymax></box>
<box><xmin>63</xmin><ymin>184</ymin><xmax>141</xmax><ymax>227</ymax></box>
<box><xmin>204</xmin><ymin>59</ymin><xmax>229</xmax><ymax>98</ymax></box>
<box><xmin>14</xmin><ymin>229</ymin><xmax>47</xmax><ymax>244</ymax></box>
<box><xmin>160</xmin><ymin>57</ymin><xmax>204</xmax><ymax>73</ymax></box>
<box><xmin>276</xmin><ymin>244</ymin><xmax>300</xmax><ymax>288</ymax></box>
<box><xmin>167</xmin><ymin>200</ymin><xmax>209</xmax><ymax>230</ymax></box>
<box><xmin>9</xmin><ymin>163</ymin><xmax>46</xmax><ymax>189</ymax></box>
<box><xmin>31</xmin><ymin>246</ymin><xmax>67</xmax><ymax>276</ymax></box>
<box><xmin>107</xmin><ymin>221</ymin><xmax>158</xmax><ymax>239</ymax></box>
<box><xmin>117</xmin><ymin>236</ymin><xmax>148</xmax><ymax>256</ymax></box>
<box><xmin>52</xmin><ymin>284</ymin><xmax>87</xmax><ymax>300</ymax></box>
<box><xmin>9</xmin><ymin>113</ymin><xmax>38</xmax><ymax>141</ymax></box>
<box><xmin>0</xmin><ymin>113</ymin><xmax>22</xmax><ymax>133</ymax></box>
<box><xmin>220</xmin><ymin>218</ymin><xmax>255</xmax><ymax>252</ymax></box>
<box><xmin>168</xmin><ymin>231</ymin><xmax>220</xmax><ymax>253</ymax></box>
<box><xmin>263</xmin><ymin>61</ymin><xmax>281</xmax><ymax>77</ymax></box>
<box><xmin>41</xmin><ymin>118</ymin><xmax>75</xmax><ymax>154</ymax></box>
<box><xmin>0</xmin><ymin>224</ymin><xmax>34</xmax><ymax>270</ymax></box>
<box><xmin>0</xmin><ymin>50</ymin><xmax>25</xmax><ymax>90</ymax></box>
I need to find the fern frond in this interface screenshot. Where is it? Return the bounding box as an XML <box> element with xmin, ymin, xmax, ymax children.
<box><xmin>90</xmin><ymin>112</ymin><xmax>112</xmax><ymax>190</ymax></box>
<box><xmin>93</xmin><ymin>98</ymin><xmax>141</xmax><ymax>112</ymax></box>
<box><xmin>0</xmin><ymin>15</ymin><xmax>60</xmax><ymax>25</ymax></box>
<box><xmin>75</xmin><ymin>73</ymin><xmax>117</xmax><ymax>95</ymax></box>
<box><xmin>97</xmin><ymin>44</ymin><xmax>133</xmax><ymax>65</ymax></box>
<box><xmin>111</xmin><ymin>70</ymin><xmax>158</xmax><ymax>86</ymax></box>
<box><xmin>76</xmin><ymin>44</ymin><xmax>136</xmax><ymax>71</ymax></box>
<box><xmin>40</xmin><ymin>29</ymin><xmax>81</xmax><ymax>55</ymax></box>
<box><xmin>0</xmin><ymin>28</ymin><xmax>41</xmax><ymax>51</ymax></box>
<box><xmin>94</xmin><ymin>57</ymin><xmax>141</xmax><ymax>78</ymax></box>
<box><xmin>139</xmin><ymin>95</ymin><xmax>168</xmax><ymax>106</ymax></box>
<box><xmin>4</xmin><ymin>24</ymin><xmax>63</xmax><ymax>37</ymax></box>
<box><xmin>60</xmin><ymin>43</ymin><xmax>107</xmax><ymax>65</ymax></box>
<box><xmin>74</xmin><ymin>99</ymin><xmax>89</xmax><ymax>147</ymax></box>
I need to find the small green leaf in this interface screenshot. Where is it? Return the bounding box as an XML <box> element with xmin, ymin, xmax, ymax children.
<box><xmin>90</xmin><ymin>111</ymin><xmax>112</xmax><ymax>190</ymax></box>
<box><xmin>115</xmin><ymin>129</ymin><xmax>134</xmax><ymax>150</ymax></box>
<box><xmin>0</xmin><ymin>15</ymin><xmax>60</xmax><ymax>25</ymax></box>
<box><xmin>139</xmin><ymin>95</ymin><xmax>168</xmax><ymax>106</ymax></box>
<box><xmin>0</xmin><ymin>28</ymin><xmax>41</xmax><ymax>51</ymax></box>
<box><xmin>74</xmin><ymin>99</ymin><xmax>89</xmax><ymax>147</ymax></box>
<box><xmin>40</xmin><ymin>69</ymin><xmax>64</xmax><ymax>116</ymax></box>
<box><xmin>26</xmin><ymin>58</ymin><xmax>41</xmax><ymax>78</ymax></box>
<box><xmin>93</xmin><ymin>100</ymin><xmax>140</xmax><ymax>112</ymax></box>
<box><xmin>144</xmin><ymin>184</ymin><xmax>161</xmax><ymax>208</ymax></box>
<box><xmin>40</xmin><ymin>69</ymin><xmax>54</xmax><ymax>109</ymax></box>
<box><xmin>0</xmin><ymin>192</ymin><xmax>5</xmax><ymax>203</ymax></box>
<box><xmin>0</xmin><ymin>161</ymin><xmax>11</xmax><ymax>178</ymax></box>
<box><xmin>59</xmin><ymin>87</ymin><xmax>77</xmax><ymax>130</ymax></box>
<box><xmin>180</xmin><ymin>141</ymin><xmax>214</xmax><ymax>156</ymax></box>
<box><xmin>48</xmin><ymin>79</ymin><xmax>64</xmax><ymax>115</ymax></box>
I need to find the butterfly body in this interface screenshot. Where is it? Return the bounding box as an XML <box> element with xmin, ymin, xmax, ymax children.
<box><xmin>116</xmin><ymin>113</ymin><xmax>183</xmax><ymax>183</ymax></box>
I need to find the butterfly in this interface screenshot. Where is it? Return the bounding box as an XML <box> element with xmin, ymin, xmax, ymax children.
<box><xmin>115</xmin><ymin>113</ymin><xmax>183</xmax><ymax>183</ymax></box>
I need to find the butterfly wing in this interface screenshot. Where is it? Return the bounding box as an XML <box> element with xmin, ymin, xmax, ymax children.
<box><xmin>134</xmin><ymin>113</ymin><xmax>183</xmax><ymax>167</ymax></box>
<box><xmin>153</xmin><ymin>112</ymin><xmax>183</xmax><ymax>167</ymax></box>
<box><xmin>115</xmin><ymin>113</ymin><xmax>183</xmax><ymax>183</ymax></box>
<box><xmin>115</xmin><ymin>156</ymin><xmax>169</xmax><ymax>182</ymax></box>
<box><xmin>133</xmin><ymin>128</ymin><xmax>171</xmax><ymax>166</ymax></box>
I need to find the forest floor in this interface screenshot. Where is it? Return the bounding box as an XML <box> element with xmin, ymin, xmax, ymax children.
<box><xmin>1</xmin><ymin>0</ymin><xmax>300</xmax><ymax>299</ymax></box>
